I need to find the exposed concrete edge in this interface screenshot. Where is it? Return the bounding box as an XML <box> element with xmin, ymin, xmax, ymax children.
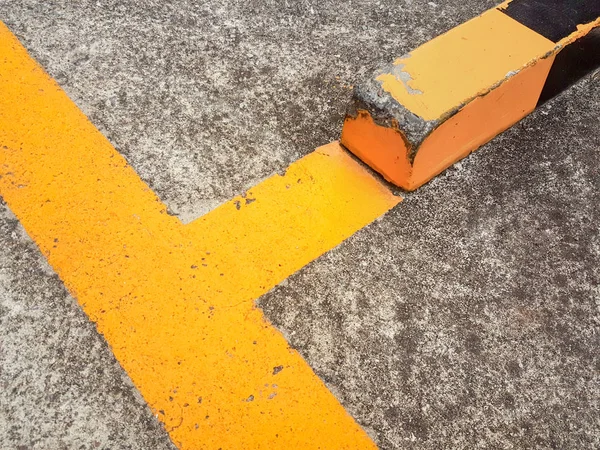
<box><xmin>349</xmin><ymin>66</ymin><xmax>438</xmax><ymax>160</ymax></box>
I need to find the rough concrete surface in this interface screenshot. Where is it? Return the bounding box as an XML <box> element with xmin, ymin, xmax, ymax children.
<box><xmin>0</xmin><ymin>0</ymin><xmax>598</xmax><ymax>449</ymax></box>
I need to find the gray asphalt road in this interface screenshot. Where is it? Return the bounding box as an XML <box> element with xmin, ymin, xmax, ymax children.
<box><xmin>1</xmin><ymin>1</ymin><xmax>598</xmax><ymax>449</ymax></box>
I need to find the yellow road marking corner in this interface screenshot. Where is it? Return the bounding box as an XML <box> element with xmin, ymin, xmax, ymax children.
<box><xmin>0</xmin><ymin>22</ymin><xmax>399</xmax><ymax>449</ymax></box>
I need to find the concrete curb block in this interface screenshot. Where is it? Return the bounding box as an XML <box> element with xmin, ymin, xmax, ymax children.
<box><xmin>341</xmin><ymin>0</ymin><xmax>600</xmax><ymax>190</ymax></box>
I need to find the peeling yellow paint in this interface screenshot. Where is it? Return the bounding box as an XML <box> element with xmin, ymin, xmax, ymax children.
<box><xmin>0</xmin><ymin>22</ymin><xmax>399</xmax><ymax>449</ymax></box>
<box><xmin>560</xmin><ymin>17</ymin><xmax>600</xmax><ymax>46</ymax></box>
<box><xmin>376</xmin><ymin>8</ymin><xmax>555</xmax><ymax>121</ymax></box>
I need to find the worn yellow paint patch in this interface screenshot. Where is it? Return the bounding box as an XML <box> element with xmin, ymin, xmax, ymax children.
<box><xmin>376</xmin><ymin>8</ymin><xmax>555</xmax><ymax>121</ymax></box>
<box><xmin>0</xmin><ymin>22</ymin><xmax>399</xmax><ymax>449</ymax></box>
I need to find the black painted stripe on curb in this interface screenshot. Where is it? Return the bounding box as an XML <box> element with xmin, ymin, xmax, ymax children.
<box><xmin>502</xmin><ymin>0</ymin><xmax>600</xmax><ymax>43</ymax></box>
<box><xmin>538</xmin><ymin>26</ymin><xmax>600</xmax><ymax>105</ymax></box>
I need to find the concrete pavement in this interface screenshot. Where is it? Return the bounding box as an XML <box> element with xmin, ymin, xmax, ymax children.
<box><xmin>1</xmin><ymin>0</ymin><xmax>598</xmax><ymax>448</ymax></box>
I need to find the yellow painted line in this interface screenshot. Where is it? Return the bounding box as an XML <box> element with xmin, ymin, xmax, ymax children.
<box><xmin>0</xmin><ymin>22</ymin><xmax>399</xmax><ymax>449</ymax></box>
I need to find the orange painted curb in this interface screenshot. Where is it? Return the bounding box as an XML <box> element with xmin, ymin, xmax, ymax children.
<box><xmin>341</xmin><ymin>1</ymin><xmax>600</xmax><ymax>190</ymax></box>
